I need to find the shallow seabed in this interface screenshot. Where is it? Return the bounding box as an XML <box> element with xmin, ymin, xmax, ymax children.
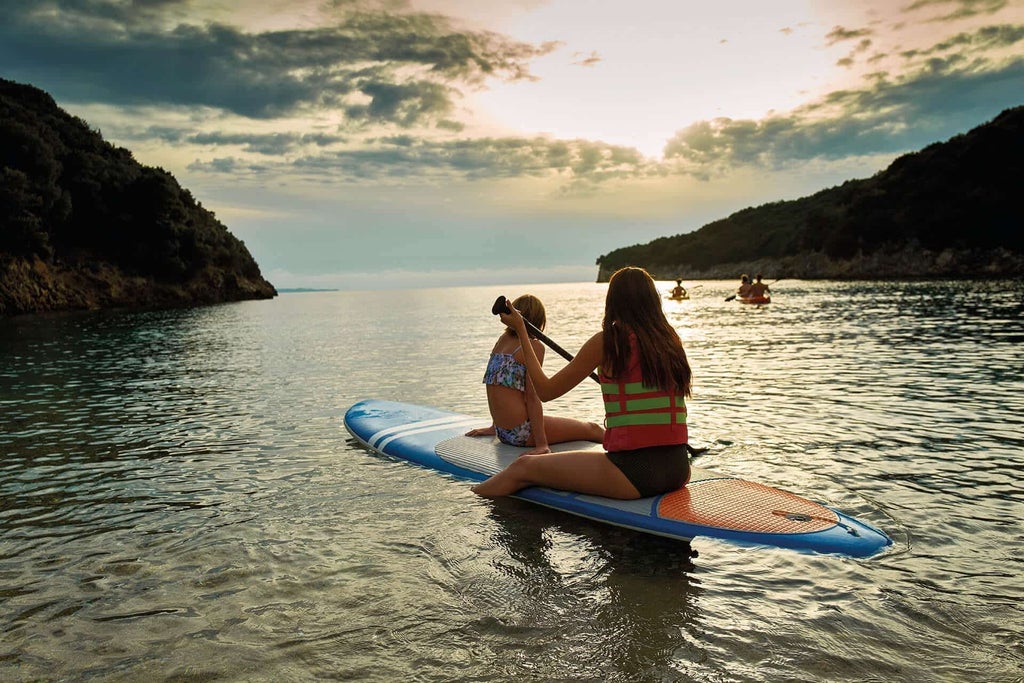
<box><xmin>2</xmin><ymin>279</ymin><xmax>1022</xmax><ymax>682</ymax></box>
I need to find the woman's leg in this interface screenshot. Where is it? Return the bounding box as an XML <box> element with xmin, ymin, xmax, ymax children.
<box><xmin>471</xmin><ymin>449</ymin><xmax>639</xmax><ymax>499</ymax></box>
<box><xmin>541</xmin><ymin>415</ymin><xmax>604</xmax><ymax>444</ymax></box>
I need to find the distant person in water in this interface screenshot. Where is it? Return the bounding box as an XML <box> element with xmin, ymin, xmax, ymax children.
<box><xmin>466</xmin><ymin>294</ymin><xmax>603</xmax><ymax>455</ymax></box>
<box><xmin>747</xmin><ymin>275</ymin><xmax>770</xmax><ymax>298</ymax></box>
<box><xmin>737</xmin><ymin>274</ymin><xmax>753</xmax><ymax>298</ymax></box>
<box><xmin>671</xmin><ymin>279</ymin><xmax>688</xmax><ymax>299</ymax></box>
<box><xmin>472</xmin><ymin>268</ymin><xmax>692</xmax><ymax>500</ymax></box>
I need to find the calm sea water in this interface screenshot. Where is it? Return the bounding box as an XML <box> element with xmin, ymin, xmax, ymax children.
<box><xmin>1</xmin><ymin>280</ymin><xmax>1022</xmax><ymax>682</ymax></box>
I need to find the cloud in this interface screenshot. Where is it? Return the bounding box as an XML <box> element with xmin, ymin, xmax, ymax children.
<box><xmin>900</xmin><ymin>23</ymin><xmax>1024</xmax><ymax>58</ymax></box>
<box><xmin>571</xmin><ymin>50</ymin><xmax>602</xmax><ymax>67</ymax></box>
<box><xmin>186</xmin><ymin>131</ymin><xmax>346</xmax><ymax>155</ymax></box>
<box><xmin>662</xmin><ymin>23</ymin><xmax>1024</xmax><ymax>176</ymax></box>
<box><xmin>343</xmin><ymin>78</ymin><xmax>455</xmax><ymax>127</ymax></box>
<box><xmin>0</xmin><ymin>0</ymin><xmax>555</xmax><ymax>126</ymax></box>
<box><xmin>826</xmin><ymin>25</ymin><xmax>874</xmax><ymax>45</ymax></box>
<box><xmin>903</xmin><ymin>0</ymin><xmax>1010</xmax><ymax>21</ymax></box>
<box><xmin>166</xmin><ymin>12</ymin><xmax>1019</xmax><ymax>194</ymax></box>
<box><xmin>84</xmin><ymin>9</ymin><xmax>1016</xmax><ymax>202</ymax></box>
<box><xmin>5</xmin><ymin>0</ymin><xmax>1020</xmax><ymax>207</ymax></box>
<box><xmin>186</xmin><ymin>134</ymin><xmax>655</xmax><ymax>188</ymax></box>
<box><xmin>837</xmin><ymin>38</ymin><xmax>874</xmax><ymax>68</ymax></box>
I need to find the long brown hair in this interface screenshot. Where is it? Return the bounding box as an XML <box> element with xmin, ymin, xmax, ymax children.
<box><xmin>601</xmin><ymin>267</ymin><xmax>691</xmax><ymax>396</ymax></box>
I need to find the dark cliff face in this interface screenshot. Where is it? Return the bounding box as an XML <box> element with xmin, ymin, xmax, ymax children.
<box><xmin>595</xmin><ymin>106</ymin><xmax>1024</xmax><ymax>281</ymax></box>
<box><xmin>0</xmin><ymin>78</ymin><xmax>277</xmax><ymax>316</ymax></box>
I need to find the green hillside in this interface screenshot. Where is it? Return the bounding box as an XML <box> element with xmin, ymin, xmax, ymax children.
<box><xmin>596</xmin><ymin>106</ymin><xmax>1024</xmax><ymax>280</ymax></box>
<box><xmin>1</xmin><ymin>78</ymin><xmax>276</xmax><ymax>316</ymax></box>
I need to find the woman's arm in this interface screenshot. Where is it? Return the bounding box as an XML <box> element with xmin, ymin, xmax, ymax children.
<box><xmin>500</xmin><ymin>305</ymin><xmax>602</xmax><ymax>402</ymax></box>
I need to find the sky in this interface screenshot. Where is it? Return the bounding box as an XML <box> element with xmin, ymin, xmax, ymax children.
<box><xmin>1</xmin><ymin>0</ymin><xmax>1022</xmax><ymax>289</ymax></box>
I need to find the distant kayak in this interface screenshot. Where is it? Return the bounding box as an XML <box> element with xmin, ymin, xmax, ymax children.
<box><xmin>738</xmin><ymin>295</ymin><xmax>771</xmax><ymax>305</ymax></box>
<box><xmin>666</xmin><ymin>293</ymin><xmax>689</xmax><ymax>301</ymax></box>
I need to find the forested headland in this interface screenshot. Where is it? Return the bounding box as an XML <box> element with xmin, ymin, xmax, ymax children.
<box><xmin>596</xmin><ymin>106</ymin><xmax>1024</xmax><ymax>281</ymax></box>
<box><xmin>1</xmin><ymin>78</ymin><xmax>276</xmax><ymax>316</ymax></box>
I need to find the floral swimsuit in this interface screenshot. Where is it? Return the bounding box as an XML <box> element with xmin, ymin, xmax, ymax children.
<box><xmin>482</xmin><ymin>346</ymin><xmax>532</xmax><ymax>446</ymax></box>
<box><xmin>482</xmin><ymin>346</ymin><xmax>526</xmax><ymax>390</ymax></box>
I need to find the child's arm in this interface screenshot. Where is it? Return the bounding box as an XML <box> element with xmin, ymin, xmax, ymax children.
<box><xmin>524</xmin><ymin>376</ymin><xmax>549</xmax><ymax>454</ymax></box>
<box><xmin>523</xmin><ymin>340</ymin><xmax>550</xmax><ymax>455</ymax></box>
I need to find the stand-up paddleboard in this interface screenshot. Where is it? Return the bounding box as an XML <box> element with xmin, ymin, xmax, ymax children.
<box><xmin>344</xmin><ymin>399</ymin><xmax>892</xmax><ymax>558</ymax></box>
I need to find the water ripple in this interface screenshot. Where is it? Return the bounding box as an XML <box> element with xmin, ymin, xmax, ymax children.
<box><xmin>2</xmin><ymin>282</ymin><xmax>1023</xmax><ymax>681</ymax></box>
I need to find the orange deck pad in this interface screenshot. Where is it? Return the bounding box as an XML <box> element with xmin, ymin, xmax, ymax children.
<box><xmin>658</xmin><ymin>479</ymin><xmax>839</xmax><ymax>534</ymax></box>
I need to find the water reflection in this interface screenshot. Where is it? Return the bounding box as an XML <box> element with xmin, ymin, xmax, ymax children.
<box><xmin>444</xmin><ymin>497</ymin><xmax>703</xmax><ymax>680</ymax></box>
<box><xmin>2</xmin><ymin>281</ymin><xmax>1023</xmax><ymax>681</ymax></box>
<box><xmin>1</xmin><ymin>306</ymin><xmax>268</xmax><ymax>565</ymax></box>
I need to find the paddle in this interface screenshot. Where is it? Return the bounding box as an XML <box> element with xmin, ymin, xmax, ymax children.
<box><xmin>492</xmin><ymin>296</ymin><xmax>707</xmax><ymax>458</ymax></box>
<box><xmin>725</xmin><ymin>278</ymin><xmax>782</xmax><ymax>302</ymax></box>
<box><xmin>492</xmin><ymin>296</ymin><xmax>600</xmax><ymax>383</ymax></box>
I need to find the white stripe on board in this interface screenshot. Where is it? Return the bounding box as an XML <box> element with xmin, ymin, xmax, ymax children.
<box><xmin>368</xmin><ymin>414</ymin><xmax>481</xmax><ymax>450</ymax></box>
<box><xmin>374</xmin><ymin>417</ymin><xmax>481</xmax><ymax>452</ymax></box>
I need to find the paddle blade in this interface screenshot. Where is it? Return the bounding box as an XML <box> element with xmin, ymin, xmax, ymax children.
<box><xmin>491</xmin><ymin>296</ymin><xmax>510</xmax><ymax>315</ymax></box>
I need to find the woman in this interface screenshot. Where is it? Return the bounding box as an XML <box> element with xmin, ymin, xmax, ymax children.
<box><xmin>472</xmin><ymin>267</ymin><xmax>692</xmax><ymax>500</ymax></box>
<box><xmin>466</xmin><ymin>294</ymin><xmax>603</xmax><ymax>455</ymax></box>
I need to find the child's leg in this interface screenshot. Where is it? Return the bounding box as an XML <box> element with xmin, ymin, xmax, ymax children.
<box><xmin>542</xmin><ymin>415</ymin><xmax>604</xmax><ymax>444</ymax></box>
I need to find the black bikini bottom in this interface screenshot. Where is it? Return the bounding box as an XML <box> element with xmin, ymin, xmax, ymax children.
<box><xmin>607</xmin><ymin>444</ymin><xmax>691</xmax><ymax>497</ymax></box>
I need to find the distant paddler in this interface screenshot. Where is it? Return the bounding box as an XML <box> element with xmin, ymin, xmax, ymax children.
<box><xmin>747</xmin><ymin>274</ymin><xmax>770</xmax><ymax>299</ymax></box>
<box><xmin>737</xmin><ymin>274</ymin><xmax>753</xmax><ymax>298</ymax></box>
<box><xmin>725</xmin><ymin>274</ymin><xmax>753</xmax><ymax>302</ymax></box>
<box><xmin>668</xmin><ymin>279</ymin><xmax>689</xmax><ymax>300</ymax></box>
<box><xmin>731</xmin><ymin>274</ymin><xmax>774</xmax><ymax>305</ymax></box>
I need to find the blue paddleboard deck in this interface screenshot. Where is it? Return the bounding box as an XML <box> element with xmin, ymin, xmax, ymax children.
<box><xmin>344</xmin><ymin>399</ymin><xmax>892</xmax><ymax>558</ymax></box>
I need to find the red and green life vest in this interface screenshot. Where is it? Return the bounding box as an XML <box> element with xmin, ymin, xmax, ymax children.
<box><xmin>599</xmin><ymin>345</ymin><xmax>687</xmax><ymax>452</ymax></box>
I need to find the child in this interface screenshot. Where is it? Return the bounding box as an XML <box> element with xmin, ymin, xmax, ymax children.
<box><xmin>466</xmin><ymin>294</ymin><xmax>603</xmax><ymax>455</ymax></box>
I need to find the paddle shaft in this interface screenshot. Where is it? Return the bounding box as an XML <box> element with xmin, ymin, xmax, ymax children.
<box><xmin>492</xmin><ymin>296</ymin><xmax>600</xmax><ymax>383</ymax></box>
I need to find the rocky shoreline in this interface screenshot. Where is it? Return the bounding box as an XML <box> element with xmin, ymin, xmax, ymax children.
<box><xmin>0</xmin><ymin>257</ymin><xmax>277</xmax><ymax>317</ymax></box>
<box><xmin>597</xmin><ymin>246</ymin><xmax>1024</xmax><ymax>282</ymax></box>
